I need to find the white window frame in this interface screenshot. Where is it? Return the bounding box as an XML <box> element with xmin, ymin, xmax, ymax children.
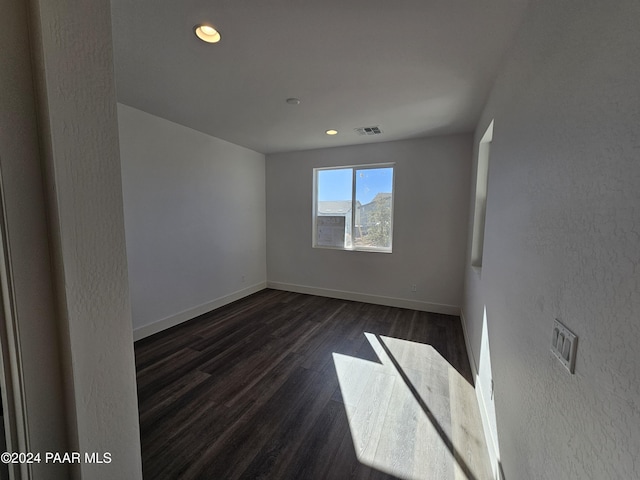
<box><xmin>471</xmin><ymin>120</ymin><xmax>493</xmax><ymax>270</ymax></box>
<box><xmin>312</xmin><ymin>163</ymin><xmax>395</xmax><ymax>253</ymax></box>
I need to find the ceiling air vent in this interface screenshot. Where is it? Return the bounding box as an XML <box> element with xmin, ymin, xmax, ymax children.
<box><xmin>354</xmin><ymin>126</ymin><xmax>383</xmax><ymax>136</ymax></box>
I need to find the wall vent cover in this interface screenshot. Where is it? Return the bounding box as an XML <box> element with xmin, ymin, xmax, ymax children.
<box><xmin>355</xmin><ymin>126</ymin><xmax>383</xmax><ymax>136</ymax></box>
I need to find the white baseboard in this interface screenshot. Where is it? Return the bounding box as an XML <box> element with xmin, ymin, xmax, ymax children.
<box><xmin>133</xmin><ymin>282</ymin><xmax>267</xmax><ymax>341</ymax></box>
<box><xmin>476</xmin><ymin>378</ymin><xmax>500</xmax><ymax>480</ymax></box>
<box><xmin>460</xmin><ymin>309</ymin><xmax>479</xmax><ymax>378</ymax></box>
<box><xmin>460</xmin><ymin>309</ymin><xmax>501</xmax><ymax>480</ymax></box>
<box><xmin>133</xmin><ymin>281</ymin><xmax>459</xmax><ymax>341</ymax></box>
<box><xmin>267</xmin><ymin>281</ymin><xmax>460</xmax><ymax>316</ymax></box>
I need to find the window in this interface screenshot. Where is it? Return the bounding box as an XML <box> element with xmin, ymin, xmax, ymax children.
<box><xmin>471</xmin><ymin>120</ymin><xmax>493</xmax><ymax>269</ymax></box>
<box><xmin>313</xmin><ymin>164</ymin><xmax>394</xmax><ymax>252</ymax></box>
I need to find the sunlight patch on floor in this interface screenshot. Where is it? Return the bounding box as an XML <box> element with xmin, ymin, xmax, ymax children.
<box><xmin>332</xmin><ymin>333</ymin><xmax>491</xmax><ymax>480</ymax></box>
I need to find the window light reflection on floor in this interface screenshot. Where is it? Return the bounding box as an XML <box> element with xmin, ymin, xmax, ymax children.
<box><xmin>332</xmin><ymin>333</ymin><xmax>490</xmax><ymax>480</ymax></box>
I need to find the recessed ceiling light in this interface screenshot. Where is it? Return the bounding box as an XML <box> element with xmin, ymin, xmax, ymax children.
<box><xmin>286</xmin><ymin>98</ymin><xmax>301</xmax><ymax>105</ymax></box>
<box><xmin>194</xmin><ymin>24</ymin><xmax>221</xmax><ymax>43</ymax></box>
<box><xmin>326</xmin><ymin>129</ymin><xmax>338</xmax><ymax>135</ymax></box>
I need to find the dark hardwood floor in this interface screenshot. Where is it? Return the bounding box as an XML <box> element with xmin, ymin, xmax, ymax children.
<box><xmin>135</xmin><ymin>289</ymin><xmax>491</xmax><ymax>480</ymax></box>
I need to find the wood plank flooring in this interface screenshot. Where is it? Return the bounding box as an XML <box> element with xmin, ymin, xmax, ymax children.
<box><xmin>135</xmin><ymin>289</ymin><xmax>492</xmax><ymax>480</ymax></box>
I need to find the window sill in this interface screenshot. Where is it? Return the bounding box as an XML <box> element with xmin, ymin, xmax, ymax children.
<box><xmin>313</xmin><ymin>245</ymin><xmax>392</xmax><ymax>254</ymax></box>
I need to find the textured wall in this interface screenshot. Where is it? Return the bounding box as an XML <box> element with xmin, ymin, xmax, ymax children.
<box><xmin>29</xmin><ymin>1</ymin><xmax>143</xmax><ymax>478</ymax></box>
<box><xmin>118</xmin><ymin>104</ymin><xmax>267</xmax><ymax>332</ymax></box>
<box><xmin>463</xmin><ymin>1</ymin><xmax>640</xmax><ymax>478</ymax></box>
<box><xmin>266</xmin><ymin>135</ymin><xmax>471</xmax><ymax>312</ymax></box>
<box><xmin>0</xmin><ymin>0</ymin><xmax>68</xmax><ymax>477</ymax></box>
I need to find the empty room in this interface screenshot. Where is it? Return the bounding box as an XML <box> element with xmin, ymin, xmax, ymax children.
<box><xmin>0</xmin><ymin>1</ymin><xmax>638</xmax><ymax>479</ymax></box>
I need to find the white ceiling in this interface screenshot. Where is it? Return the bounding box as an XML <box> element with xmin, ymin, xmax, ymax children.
<box><xmin>111</xmin><ymin>0</ymin><xmax>529</xmax><ymax>154</ymax></box>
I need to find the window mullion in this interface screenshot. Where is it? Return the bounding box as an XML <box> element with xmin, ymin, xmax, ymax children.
<box><xmin>351</xmin><ymin>168</ymin><xmax>357</xmax><ymax>249</ymax></box>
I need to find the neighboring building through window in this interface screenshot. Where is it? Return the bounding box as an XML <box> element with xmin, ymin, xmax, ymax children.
<box><xmin>313</xmin><ymin>164</ymin><xmax>394</xmax><ymax>252</ymax></box>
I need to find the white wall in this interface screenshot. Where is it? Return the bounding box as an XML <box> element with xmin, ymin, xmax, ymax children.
<box><xmin>118</xmin><ymin>104</ymin><xmax>267</xmax><ymax>337</ymax></box>
<box><xmin>29</xmin><ymin>0</ymin><xmax>143</xmax><ymax>477</ymax></box>
<box><xmin>266</xmin><ymin>135</ymin><xmax>471</xmax><ymax>313</ymax></box>
<box><xmin>0</xmin><ymin>0</ymin><xmax>69</xmax><ymax>477</ymax></box>
<box><xmin>463</xmin><ymin>1</ymin><xmax>640</xmax><ymax>479</ymax></box>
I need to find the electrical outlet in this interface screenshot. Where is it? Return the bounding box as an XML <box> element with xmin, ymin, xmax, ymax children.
<box><xmin>241</xmin><ymin>275</ymin><xmax>245</xmax><ymax>283</ymax></box>
<box><xmin>551</xmin><ymin>319</ymin><xmax>577</xmax><ymax>374</ymax></box>
<box><xmin>411</xmin><ymin>284</ymin><xmax>417</xmax><ymax>292</ymax></box>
